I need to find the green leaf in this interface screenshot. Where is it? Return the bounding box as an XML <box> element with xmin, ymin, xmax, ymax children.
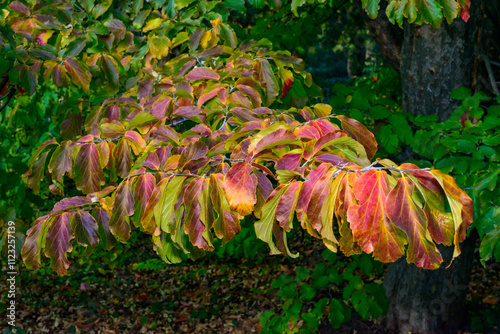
<box><xmin>100</xmin><ymin>54</ymin><xmax>120</xmax><ymax>86</ymax></box>
<box><xmin>483</xmin><ymin>135</ymin><xmax>500</xmax><ymax>146</ymax></box>
<box><xmin>474</xmin><ymin>169</ymin><xmax>499</xmax><ymax>193</ymax></box>
<box><xmin>377</xmin><ymin>125</ymin><xmax>399</xmax><ymax>154</ymax></box>
<box><xmin>369</xmin><ymin>105</ymin><xmax>391</xmax><ymax>120</ymax></box>
<box><xmin>278</xmin><ymin>282</ymin><xmax>298</xmax><ymax>299</ymax></box>
<box><xmin>362</xmin><ymin>0</ymin><xmax>380</xmax><ymax>19</ymax></box>
<box><xmin>291</xmin><ymin>0</ymin><xmax>306</xmax><ymax>16</ymax></box>
<box><xmin>248</xmin><ymin>0</ymin><xmax>265</xmax><ymax>9</ymax></box>
<box><xmin>420</xmin><ymin>0</ymin><xmax>443</xmax><ymax>27</ymax></box>
<box><xmin>438</xmin><ymin>0</ymin><xmax>458</xmax><ymax>24</ymax></box>
<box><xmin>300</xmin><ymin>284</ymin><xmax>316</xmax><ymax>300</ymax></box>
<box><xmin>479</xmin><ymin>226</ymin><xmax>500</xmax><ymax>265</ymax></box>
<box><xmin>63</xmin><ymin>38</ymin><xmax>87</xmax><ymax>57</ymax></box>
<box><xmin>254</xmin><ymin>186</ymin><xmax>287</xmax><ymax>255</ymax></box>
<box><xmin>328</xmin><ymin>299</ymin><xmax>345</xmax><ymax>329</ymax></box>
<box><xmin>77</xmin><ymin>0</ymin><xmax>94</xmax><ymax>12</ymax></box>
<box><xmin>389</xmin><ymin>114</ymin><xmax>412</xmax><ymax>145</ymax></box>
<box><xmin>223</xmin><ymin>0</ymin><xmax>246</xmax><ymax>12</ymax></box>
<box><xmin>295</xmin><ymin>266</ymin><xmax>310</xmax><ymax>282</ymax></box>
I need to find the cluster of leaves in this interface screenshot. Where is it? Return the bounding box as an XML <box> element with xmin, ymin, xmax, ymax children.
<box><xmin>410</xmin><ymin>88</ymin><xmax>500</xmax><ymax>265</ymax></box>
<box><xmin>1</xmin><ymin>0</ymin><xmax>473</xmax><ymax>276</ymax></box>
<box><xmin>289</xmin><ymin>0</ymin><xmax>472</xmax><ymax>27</ymax></box>
<box><xmin>329</xmin><ymin>75</ymin><xmax>500</xmax><ymax>265</ymax></box>
<box><xmin>260</xmin><ymin>249</ymin><xmax>387</xmax><ymax>333</ymax></box>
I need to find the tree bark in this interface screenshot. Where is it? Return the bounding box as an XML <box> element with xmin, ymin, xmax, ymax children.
<box><xmin>383</xmin><ymin>236</ymin><xmax>476</xmax><ymax>333</ymax></box>
<box><xmin>400</xmin><ymin>5</ymin><xmax>481</xmax><ymax>121</ymax></box>
<box><xmin>382</xmin><ymin>2</ymin><xmax>482</xmax><ymax>333</ymax></box>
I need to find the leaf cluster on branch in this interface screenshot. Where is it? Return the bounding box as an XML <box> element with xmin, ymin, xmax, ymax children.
<box><xmin>0</xmin><ymin>0</ymin><xmax>472</xmax><ymax>275</ymax></box>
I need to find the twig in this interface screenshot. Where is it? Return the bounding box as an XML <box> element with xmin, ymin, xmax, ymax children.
<box><xmin>166</xmin><ymin>118</ymin><xmax>189</xmax><ymax>127</ymax></box>
<box><xmin>481</xmin><ymin>54</ymin><xmax>500</xmax><ymax>96</ymax></box>
<box><xmin>0</xmin><ymin>89</ymin><xmax>15</xmax><ymax>112</ymax></box>
<box><xmin>124</xmin><ymin>171</ymin><xmax>202</xmax><ymax>180</ymax></box>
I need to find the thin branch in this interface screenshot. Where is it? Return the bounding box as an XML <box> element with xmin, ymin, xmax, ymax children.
<box><xmin>84</xmin><ymin>137</ymin><xmax>121</xmax><ymax>144</ymax></box>
<box><xmin>44</xmin><ymin>204</ymin><xmax>100</xmax><ymax>220</ymax></box>
<box><xmin>218</xmin><ymin>105</ymin><xmax>229</xmax><ymax>130</ymax></box>
<box><xmin>166</xmin><ymin>118</ymin><xmax>189</xmax><ymax>127</ymax></box>
<box><xmin>0</xmin><ymin>89</ymin><xmax>15</xmax><ymax>112</ymax></box>
<box><xmin>124</xmin><ymin>171</ymin><xmax>202</xmax><ymax>180</ymax></box>
<box><xmin>213</xmin><ymin>157</ymin><xmax>245</xmax><ymax>163</ymax></box>
<box><xmin>481</xmin><ymin>54</ymin><xmax>500</xmax><ymax>96</ymax></box>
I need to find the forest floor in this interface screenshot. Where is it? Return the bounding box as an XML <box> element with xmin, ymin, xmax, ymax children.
<box><xmin>1</xmin><ymin>233</ymin><xmax>499</xmax><ymax>334</ymax></box>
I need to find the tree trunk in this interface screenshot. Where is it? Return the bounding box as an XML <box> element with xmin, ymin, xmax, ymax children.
<box><xmin>400</xmin><ymin>5</ymin><xmax>481</xmax><ymax>121</ymax></box>
<box><xmin>383</xmin><ymin>237</ymin><xmax>476</xmax><ymax>333</ymax></box>
<box><xmin>383</xmin><ymin>3</ymin><xmax>481</xmax><ymax>333</ymax></box>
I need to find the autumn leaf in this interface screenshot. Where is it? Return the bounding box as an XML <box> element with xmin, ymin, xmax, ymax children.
<box><xmin>74</xmin><ymin>143</ymin><xmax>106</xmax><ymax>194</ymax></box>
<box><xmin>63</xmin><ymin>57</ymin><xmax>91</xmax><ymax>94</ymax></box>
<box><xmin>258</xmin><ymin>59</ymin><xmax>279</xmax><ymax>105</ymax></box>
<box><xmin>255</xmin><ymin>185</ymin><xmax>296</xmax><ymax>256</ymax></box>
<box><xmin>109</xmin><ymin>180</ymin><xmax>134</xmax><ymax>241</ymax></box>
<box><xmin>210</xmin><ymin>174</ymin><xmax>241</xmax><ymax>243</ymax></box>
<box><xmin>185</xmin><ymin>67</ymin><xmax>220</xmax><ymax>81</ymax></box>
<box><xmin>48</xmin><ymin>141</ymin><xmax>76</xmax><ymax>183</ymax></box>
<box><xmin>223</xmin><ymin>162</ymin><xmax>258</xmax><ymax>216</ymax></box>
<box><xmin>386</xmin><ymin>177</ymin><xmax>443</xmax><ymax>269</ymax></box>
<box><xmin>45</xmin><ymin>213</ymin><xmax>74</xmax><ymax>275</ymax></box>
<box><xmin>347</xmin><ymin>170</ymin><xmax>406</xmax><ymax>263</ymax></box>
<box><xmin>183</xmin><ymin>177</ymin><xmax>213</xmax><ymax>250</ymax></box>
<box><xmin>337</xmin><ymin>115</ymin><xmax>378</xmax><ymax>160</ymax></box>
<box><xmin>71</xmin><ymin>210</ymin><xmax>100</xmax><ymax>248</ymax></box>
<box><xmin>430</xmin><ymin>170</ymin><xmax>473</xmax><ymax>259</ymax></box>
<box><xmin>21</xmin><ymin>215</ymin><xmax>50</xmax><ymax>271</ymax></box>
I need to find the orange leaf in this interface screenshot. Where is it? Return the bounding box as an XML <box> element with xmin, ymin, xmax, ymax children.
<box><xmin>223</xmin><ymin>162</ymin><xmax>257</xmax><ymax>216</ymax></box>
<box><xmin>347</xmin><ymin>170</ymin><xmax>406</xmax><ymax>262</ymax></box>
<box><xmin>386</xmin><ymin>177</ymin><xmax>443</xmax><ymax>269</ymax></box>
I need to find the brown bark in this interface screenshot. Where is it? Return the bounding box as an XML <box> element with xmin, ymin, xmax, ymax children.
<box><xmin>365</xmin><ymin>8</ymin><xmax>403</xmax><ymax>72</ymax></box>
<box><xmin>382</xmin><ymin>2</ymin><xmax>482</xmax><ymax>333</ymax></box>
<box><xmin>400</xmin><ymin>4</ymin><xmax>481</xmax><ymax>121</ymax></box>
<box><xmin>383</xmin><ymin>236</ymin><xmax>476</xmax><ymax>333</ymax></box>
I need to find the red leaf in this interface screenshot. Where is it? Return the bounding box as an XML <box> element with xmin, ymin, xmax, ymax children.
<box><xmin>150</xmin><ymin>95</ymin><xmax>172</xmax><ymax>119</ymax></box>
<box><xmin>109</xmin><ymin>180</ymin><xmax>134</xmax><ymax>241</ymax></box>
<box><xmin>223</xmin><ymin>162</ymin><xmax>257</xmax><ymax>216</ymax></box>
<box><xmin>21</xmin><ymin>215</ymin><xmax>50</xmax><ymax>270</ymax></box>
<box><xmin>53</xmin><ymin>196</ymin><xmax>92</xmax><ymax>213</ymax></box>
<box><xmin>183</xmin><ymin>177</ymin><xmax>212</xmax><ymax>250</ymax></box>
<box><xmin>347</xmin><ymin>170</ymin><xmax>406</xmax><ymax>263</ymax></box>
<box><xmin>74</xmin><ymin>143</ymin><xmax>106</xmax><ymax>194</ymax></box>
<box><xmin>459</xmin><ymin>0</ymin><xmax>471</xmax><ymax>22</ymax></box>
<box><xmin>210</xmin><ymin>174</ymin><xmax>241</xmax><ymax>243</ymax></box>
<box><xmin>185</xmin><ymin>67</ymin><xmax>220</xmax><ymax>81</ymax></box>
<box><xmin>276</xmin><ymin>181</ymin><xmax>301</xmax><ymax>231</ymax></box>
<box><xmin>386</xmin><ymin>177</ymin><xmax>443</xmax><ymax>269</ymax></box>
<box><xmin>9</xmin><ymin>1</ymin><xmax>30</xmax><ymax>16</ymax></box>
<box><xmin>113</xmin><ymin>139</ymin><xmax>132</xmax><ymax>178</ymax></box>
<box><xmin>63</xmin><ymin>57</ymin><xmax>91</xmax><ymax>94</ymax></box>
<box><xmin>198</xmin><ymin>87</ymin><xmax>225</xmax><ymax>106</ymax></box>
<box><xmin>45</xmin><ymin>213</ymin><xmax>74</xmax><ymax>275</ymax></box>
<box><xmin>336</xmin><ymin>115</ymin><xmax>378</xmax><ymax>160</ymax></box>
<box><xmin>275</xmin><ymin>153</ymin><xmax>301</xmax><ymax>170</ymax></box>
<box><xmin>133</xmin><ymin>173</ymin><xmax>156</xmax><ymax>221</ymax></box>
<box><xmin>174</xmin><ymin>106</ymin><xmax>201</xmax><ymax>118</ymax></box>
<box><xmin>71</xmin><ymin>210</ymin><xmax>100</xmax><ymax>247</ymax></box>
<box><xmin>48</xmin><ymin>141</ymin><xmax>76</xmax><ymax>183</ymax></box>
